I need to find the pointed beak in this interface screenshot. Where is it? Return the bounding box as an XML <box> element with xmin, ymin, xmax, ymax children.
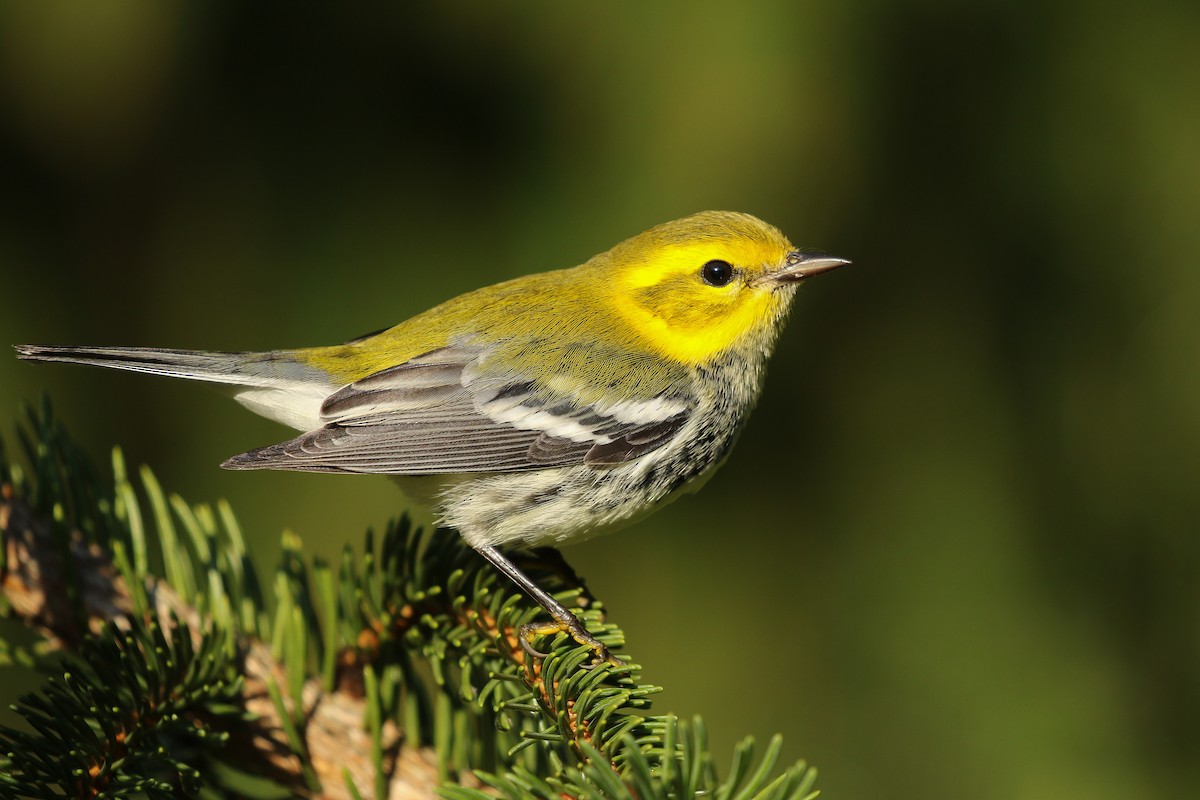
<box><xmin>767</xmin><ymin>250</ymin><xmax>851</xmax><ymax>285</ymax></box>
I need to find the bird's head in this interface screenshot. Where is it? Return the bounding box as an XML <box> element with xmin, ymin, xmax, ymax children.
<box><xmin>598</xmin><ymin>211</ymin><xmax>848</xmax><ymax>365</ymax></box>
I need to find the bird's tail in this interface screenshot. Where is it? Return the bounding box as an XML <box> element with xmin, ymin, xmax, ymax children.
<box><xmin>13</xmin><ymin>344</ymin><xmax>335</xmax><ymax>430</ymax></box>
<box><xmin>13</xmin><ymin>344</ymin><xmax>283</xmax><ymax>386</ymax></box>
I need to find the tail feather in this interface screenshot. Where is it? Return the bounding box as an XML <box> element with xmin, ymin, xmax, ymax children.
<box><xmin>14</xmin><ymin>344</ymin><xmax>335</xmax><ymax>431</ymax></box>
<box><xmin>15</xmin><ymin>344</ymin><xmax>289</xmax><ymax>387</ymax></box>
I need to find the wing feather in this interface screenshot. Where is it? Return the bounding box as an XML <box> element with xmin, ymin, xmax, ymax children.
<box><xmin>222</xmin><ymin>342</ymin><xmax>693</xmax><ymax>474</ymax></box>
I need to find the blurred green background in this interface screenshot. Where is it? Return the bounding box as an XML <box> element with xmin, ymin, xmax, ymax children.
<box><xmin>2</xmin><ymin>2</ymin><xmax>1197</xmax><ymax>798</ymax></box>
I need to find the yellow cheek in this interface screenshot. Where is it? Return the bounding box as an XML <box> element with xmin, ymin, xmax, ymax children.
<box><xmin>611</xmin><ymin>243</ymin><xmax>790</xmax><ymax>365</ymax></box>
<box><xmin>614</xmin><ymin>283</ymin><xmax>779</xmax><ymax>365</ymax></box>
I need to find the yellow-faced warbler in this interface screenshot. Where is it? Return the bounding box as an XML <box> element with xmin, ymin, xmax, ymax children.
<box><xmin>15</xmin><ymin>211</ymin><xmax>846</xmax><ymax>666</ymax></box>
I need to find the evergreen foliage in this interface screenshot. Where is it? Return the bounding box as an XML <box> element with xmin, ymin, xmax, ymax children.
<box><xmin>0</xmin><ymin>401</ymin><xmax>818</xmax><ymax>799</ymax></box>
<box><xmin>0</xmin><ymin>617</ymin><xmax>242</xmax><ymax>798</ymax></box>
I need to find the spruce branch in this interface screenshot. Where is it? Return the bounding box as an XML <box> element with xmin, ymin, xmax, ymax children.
<box><xmin>0</xmin><ymin>401</ymin><xmax>819</xmax><ymax>799</ymax></box>
<box><xmin>0</xmin><ymin>615</ymin><xmax>243</xmax><ymax>798</ymax></box>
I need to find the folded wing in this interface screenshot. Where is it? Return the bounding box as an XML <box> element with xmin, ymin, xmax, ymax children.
<box><xmin>222</xmin><ymin>343</ymin><xmax>692</xmax><ymax>474</ymax></box>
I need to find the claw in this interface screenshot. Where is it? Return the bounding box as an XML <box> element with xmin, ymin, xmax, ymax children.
<box><xmin>519</xmin><ymin>618</ymin><xmax>622</xmax><ymax>668</ymax></box>
<box><xmin>518</xmin><ymin>625</ymin><xmax>552</xmax><ymax>659</ymax></box>
<box><xmin>476</xmin><ymin>545</ymin><xmax>624</xmax><ymax>669</ymax></box>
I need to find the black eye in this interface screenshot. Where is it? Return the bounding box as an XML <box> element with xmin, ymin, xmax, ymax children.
<box><xmin>700</xmin><ymin>259</ymin><xmax>734</xmax><ymax>287</ymax></box>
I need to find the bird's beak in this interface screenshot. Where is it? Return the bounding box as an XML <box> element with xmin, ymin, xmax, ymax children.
<box><xmin>761</xmin><ymin>250</ymin><xmax>851</xmax><ymax>286</ymax></box>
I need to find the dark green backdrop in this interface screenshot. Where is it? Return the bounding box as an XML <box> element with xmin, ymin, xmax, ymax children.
<box><xmin>2</xmin><ymin>3</ymin><xmax>1197</xmax><ymax>798</ymax></box>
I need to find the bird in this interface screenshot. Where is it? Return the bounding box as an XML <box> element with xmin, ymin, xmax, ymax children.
<box><xmin>15</xmin><ymin>210</ymin><xmax>847</xmax><ymax>666</ymax></box>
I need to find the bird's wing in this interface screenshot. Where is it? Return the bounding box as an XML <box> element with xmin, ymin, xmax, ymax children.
<box><xmin>222</xmin><ymin>343</ymin><xmax>693</xmax><ymax>474</ymax></box>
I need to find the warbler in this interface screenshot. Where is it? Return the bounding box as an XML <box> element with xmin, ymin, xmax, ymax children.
<box><xmin>15</xmin><ymin>211</ymin><xmax>846</xmax><ymax>665</ymax></box>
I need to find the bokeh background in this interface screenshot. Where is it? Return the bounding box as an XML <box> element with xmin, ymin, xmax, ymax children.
<box><xmin>2</xmin><ymin>2</ymin><xmax>1197</xmax><ymax>798</ymax></box>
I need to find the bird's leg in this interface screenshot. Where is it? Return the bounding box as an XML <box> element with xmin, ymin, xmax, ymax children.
<box><xmin>475</xmin><ymin>544</ymin><xmax>621</xmax><ymax>668</ymax></box>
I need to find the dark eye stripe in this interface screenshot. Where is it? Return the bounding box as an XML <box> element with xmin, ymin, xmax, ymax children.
<box><xmin>701</xmin><ymin>260</ymin><xmax>734</xmax><ymax>287</ymax></box>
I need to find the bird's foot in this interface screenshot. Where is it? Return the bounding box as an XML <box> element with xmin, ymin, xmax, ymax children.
<box><xmin>519</xmin><ymin>617</ymin><xmax>622</xmax><ymax>669</ymax></box>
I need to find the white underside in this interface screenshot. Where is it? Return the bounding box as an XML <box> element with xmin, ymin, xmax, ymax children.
<box><xmin>233</xmin><ymin>386</ymin><xmax>330</xmax><ymax>431</ymax></box>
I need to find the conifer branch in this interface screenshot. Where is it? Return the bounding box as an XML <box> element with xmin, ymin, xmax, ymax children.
<box><xmin>0</xmin><ymin>401</ymin><xmax>819</xmax><ymax>799</ymax></box>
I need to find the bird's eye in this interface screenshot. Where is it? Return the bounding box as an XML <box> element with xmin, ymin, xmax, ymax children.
<box><xmin>700</xmin><ymin>259</ymin><xmax>734</xmax><ymax>287</ymax></box>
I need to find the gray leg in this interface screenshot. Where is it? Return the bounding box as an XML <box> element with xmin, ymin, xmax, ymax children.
<box><xmin>475</xmin><ymin>545</ymin><xmax>619</xmax><ymax>667</ymax></box>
